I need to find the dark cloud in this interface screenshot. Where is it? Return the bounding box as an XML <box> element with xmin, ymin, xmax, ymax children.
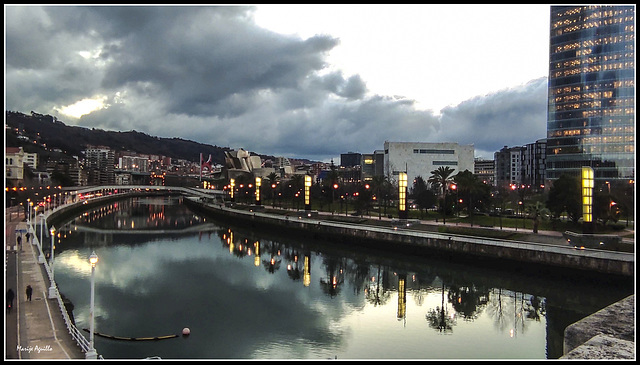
<box><xmin>437</xmin><ymin>78</ymin><xmax>548</xmax><ymax>159</ymax></box>
<box><xmin>5</xmin><ymin>5</ymin><xmax>547</xmax><ymax>162</ymax></box>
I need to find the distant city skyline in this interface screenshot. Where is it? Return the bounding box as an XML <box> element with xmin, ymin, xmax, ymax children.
<box><xmin>6</xmin><ymin>5</ymin><xmax>552</xmax><ymax>162</ymax></box>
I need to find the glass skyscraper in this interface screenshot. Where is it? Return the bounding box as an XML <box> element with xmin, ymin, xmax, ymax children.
<box><xmin>546</xmin><ymin>5</ymin><xmax>635</xmax><ymax>182</ymax></box>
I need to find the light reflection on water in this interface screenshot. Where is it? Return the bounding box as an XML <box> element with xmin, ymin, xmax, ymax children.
<box><xmin>50</xmin><ymin>197</ymin><xmax>632</xmax><ymax>360</ymax></box>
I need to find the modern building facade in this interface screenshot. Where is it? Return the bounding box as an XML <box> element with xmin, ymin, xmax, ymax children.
<box><xmin>494</xmin><ymin>146</ymin><xmax>524</xmax><ymax>188</ymax></box>
<box><xmin>84</xmin><ymin>146</ymin><xmax>116</xmax><ymax>185</ymax></box>
<box><xmin>340</xmin><ymin>152</ymin><xmax>362</xmax><ymax>168</ymax></box>
<box><xmin>547</xmin><ymin>5</ymin><xmax>635</xmax><ymax>182</ymax></box>
<box><xmin>494</xmin><ymin>140</ymin><xmax>547</xmax><ymax>191</ymax></box>
<box><xmin>474</xmin><ymin>158</ymin><xmax>495</xmax><ymax>186</ymax></box>
<box><xmin>522</xmin><ymin>139</ymin><xmax>547</xmax><ymax>189</ymax></box>
<box><xmin>383</xmin><ymin>141</ymin><xmax>474</xmax><ymax>186</ymax></box>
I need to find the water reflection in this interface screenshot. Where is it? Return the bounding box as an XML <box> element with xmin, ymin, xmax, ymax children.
<box><xmin>51</xmin><ymin>197</ymin><xmax>632</xmax><ymax>359</ymax></box>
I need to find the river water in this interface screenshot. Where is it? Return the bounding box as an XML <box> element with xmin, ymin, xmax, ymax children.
<box><xmin>48</xmin><ymin>196</ymin><xmax>632</xmax><ymax>360</ymax></box>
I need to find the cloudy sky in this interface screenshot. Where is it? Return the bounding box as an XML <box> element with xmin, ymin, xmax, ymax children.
<box><xmin>5</xmin><ymin>5</ymin><xmax>551</xmax><ymax>162</ymax></box>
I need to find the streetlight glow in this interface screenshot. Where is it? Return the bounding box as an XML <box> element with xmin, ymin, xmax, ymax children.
<box><xmin>90</xmin><ymin>252</ymin><xmax>99</xmax><ymax>266</ymax></box>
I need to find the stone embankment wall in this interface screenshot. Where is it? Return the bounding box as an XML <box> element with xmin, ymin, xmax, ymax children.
<box><xmin>562</xmin><ymin>295</ymin><xmax>635</xmax><ymax>359</ymax></box>
<box><xmin>184</xmin><ymin>200</ymin><xmax>634</xmax><ymax>277</ymax></box>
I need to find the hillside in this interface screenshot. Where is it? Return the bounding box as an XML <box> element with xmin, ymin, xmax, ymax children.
<box><xmin>6</xmin><ymin>111</ymin><xmax>232</xmax><ymax>164</ymax></box>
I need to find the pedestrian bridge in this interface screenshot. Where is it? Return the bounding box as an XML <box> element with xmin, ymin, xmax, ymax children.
<box><xmin>72</xmin><ymin>185</ymin><xmax>226</xmax><ymax>203</ymax></box>
<box><xmin>40</xmin><ymin>185</ymin><xmax>227</xmax><ymax>229</ymax></box>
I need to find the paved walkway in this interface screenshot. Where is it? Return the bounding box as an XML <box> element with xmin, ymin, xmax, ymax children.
<box><xmin>5</xmin><ymin>207</ymin><xmax>86</xmax><ymax>360</ymax></box>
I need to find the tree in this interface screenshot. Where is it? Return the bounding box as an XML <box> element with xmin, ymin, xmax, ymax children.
<box><xmin>288</xmin><ymin>174</ymin><xmax>304</xmax><ymax>209</ymax></box>
<box><xmin>411</xmin><ymin>175</ymin><xmax>436</xmax><ymax>218</ymax></box>
<box><xmin>525</xmin><ymin>201</ymin><xmax>550</xmax><ymax>234</ymax></box>
<box><xmin>428</xmin><ymin>166</ymin><xmax>456</xmax><ymax>224</ymax></box>
<box><xmin>264</xmin><ymin>172</ymin><xmax>279</xmax><ymax>207</ymax></box>
<box><xmin>353</xmin><ymin>184</ymin><xmax>373</xmax><ymax>216</ymax></box>
<box><xmin>546</xmin><ymin>174</ymin><xmax>581</xmax><ymax>224</ymax></box>
<box><xmin>453</xmin><ymin>170</ymin><xmax>488</xmax><ymax>227</ymax></box>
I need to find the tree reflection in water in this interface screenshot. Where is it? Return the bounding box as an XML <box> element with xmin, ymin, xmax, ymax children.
<box><xmin>426</xmin><ymin>278</ymin><xmax>456</xmax><ymax>333</ymax></box>
<box><xmin>365</xmin><ymin>265</ymin><xmax>391</xmax><ymax>307</ymax></box>
<box><xmin>485</xmin><ymin>289</ymin><xmax>547</xmax><ymax>337</ymax></box>
<box><xmin>448</xmin><ymin>284</ymin><xmax>489</xmax><ymax>321</ymax></box>
<box><xmin>320</xmin><ymin>256</ymin><xmax>345</xmax><ymax>298</ymax></box>
<box><xmin>285</xmin><ymin>249</ymin><xmax>303</xmax><ymax>281</ymax></box>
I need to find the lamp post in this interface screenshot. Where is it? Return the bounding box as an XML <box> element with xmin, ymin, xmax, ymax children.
<box><xmin>31</xmin><ymin>204</ymin><xmax>37</xmax><ymax>245</ymax></box>
<box><xmin>27</xmin><ymin>199</ymin><xmax>32</xmax><ymax>228</ymax></box>
<box><xmin>86</xmin><ymin>251</ymin><xmax>98</xmax><ymax>359</ymax></box>
<box><xmin>38</xmin><ymin>212</ymin><xmax>46</xmax><ymax>264</ymax></box>
<box><xmin>332</xmin><ymin>183</ymin><xmax>339</xmax><ymax>214</ymax></box>
<box><xmin>271</xmin><ymin>183</ymin><xmax>277</xmax><ymax>208</ymax></box>
<box><xmin>48</xmin><ymin>227</ymin><xmax>57</xmax><ymax>298</ymax></box>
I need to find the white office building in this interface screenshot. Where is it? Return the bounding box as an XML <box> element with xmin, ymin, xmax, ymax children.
<box><xmin>383</xmin><ymin>142</ymin><xmax>475</xmax><ymax>186</ymax></box>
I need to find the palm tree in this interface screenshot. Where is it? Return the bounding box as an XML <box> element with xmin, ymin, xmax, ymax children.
<box><xmin>264</xmin><ymin>172</ymin><xmax>279</xmax><ymax>207</ymax></box>
<box><xmin>525</xmin><ymin>201</ymin><xmax>550</xmax><ymax>234</ymax></box>
<box><xmin>428</xmin><ymin>166</ymin><xmax>455</xmax><ymax>224</ymax></box>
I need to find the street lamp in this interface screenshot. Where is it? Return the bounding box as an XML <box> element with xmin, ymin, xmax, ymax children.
<box><xmin>86</xmin><ymin>251</ymin><xmax>98</xmax><ymax>359</ymax></box>
<box><xmin>27</xmin><ymin>199</ymin><xmax>32</xmax><ymax>228</ymax></box>
<box><xmin>38</xmin><ymin>212</ymin><xmax>46</xmax><ymax>264</ymax></box>
<box><xmin>48</xmin><ymin>227</ymin><xmax>57</xmax><ymax>298</ymax></box>
<box><xmin>271</xmin><ymin>183</ymin><xmax>277</xmax><ymax>208</ymax></box>
<box><xmin>31</xmin><ymin>204</ymin><xmax>37</xmax><ymax>245</ymax></box>
<box><xmin>332</xmin><ymin>183</ymin><xmax>339</xmax><ymax>214</ymax></box>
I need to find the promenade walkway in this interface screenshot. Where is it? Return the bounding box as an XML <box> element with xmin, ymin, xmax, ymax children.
<box><xmin>5</xmin><ymin>207</ymin><xmax>86</xmax><ymax>360</ymax></box>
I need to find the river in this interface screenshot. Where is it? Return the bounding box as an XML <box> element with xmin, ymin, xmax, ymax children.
<box><xmin>47</xmin><ymin>196</ymin><xmax>633</xmax><ymax>359</ymax></box>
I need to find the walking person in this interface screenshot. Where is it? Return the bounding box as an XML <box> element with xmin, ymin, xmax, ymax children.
<box><xmin>16</xmin><ymin>235</ymin><xmax>22</xmax><ymax>251</ymax></box>
<box><xmin>26</xmin><ymin>231</ymin><xmax>31</xmax><ymax>243</ymax></box>
<box><xmin>7</xmin><ymin>288</ymin><xmax>15</xmax><ymax>312</ymax></box>
<box><xmin>26</xmin><ymin>285</ymin><xmax>33</xmax><ymax>301</ymax></box>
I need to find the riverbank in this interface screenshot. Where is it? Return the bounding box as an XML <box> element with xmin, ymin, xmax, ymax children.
<box><xmin>184</xmin><ymin>199</ymin><xmax>634</xmax><ymax>277</ymax></box>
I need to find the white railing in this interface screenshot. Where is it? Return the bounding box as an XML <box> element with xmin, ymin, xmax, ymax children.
<box><xmin>29</xmin><ymin>220</ymin><xmax>100</xmax><ymax>359</ymax></box>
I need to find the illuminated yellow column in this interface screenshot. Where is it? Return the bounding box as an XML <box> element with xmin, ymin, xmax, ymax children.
<box><xmin>582</xmin><ymin>167</ymin><xmax>594</xmax><ymax>233</ymax></box>
<box><xmin>255</xmin><ymin>177</ymin><xmax>261</xmax><ymax>205</ymax></box>
<box><xmin>229</xmin><ymin>178</ymin><xmax>235</xmax><ymax>202</ymax></box>
<box><xmin>397</xmin><ymin>274</ymin><xmax>406</xmax><ymax>320</ymax></box>
<box><xmin>303</xmin><ymin>255</ymin><xmax>311</xmax><ymax>287</ymax></box>
<box><xmin>398</xmin><ymin>172</ymin><xmax>408</xmax><ymax>220</ymax></box>
<box><xmin>304</xmin><ymin>175</ymin><xmax>312</xmax><ymax>211</ymax></box>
